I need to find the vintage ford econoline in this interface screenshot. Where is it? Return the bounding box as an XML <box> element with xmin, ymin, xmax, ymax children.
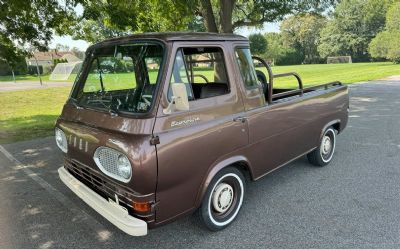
<box><xmin>55</xmin><ymin>33</ymin><xmax>349</xmax><ymax>236</ymax></box>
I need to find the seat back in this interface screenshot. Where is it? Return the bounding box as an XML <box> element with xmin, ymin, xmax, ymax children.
<box><xmin>200</xmin><ymin>83</ymin><xmax>229</xmax><ymax>99</ymax></box>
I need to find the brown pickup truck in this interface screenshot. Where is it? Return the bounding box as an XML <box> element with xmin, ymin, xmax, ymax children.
<box><xmin>55</xmin><ymin>32</ymin><xmax>349</xmax><ymax>236</ymax></box>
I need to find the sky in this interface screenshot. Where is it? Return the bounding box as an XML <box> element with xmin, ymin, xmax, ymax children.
<box><xmin>50</xmin><ymin>36</ymin><xmax>90</xmax><ymax>51</ymax></box>
<box><xmin>49</xmin><ymin>21</ymin><xmax>280</xmax><ymax>51</ymax></box>
<box><xmin>235</xmin><ymin>22</ymin><xmax>280</xmax><ymax>37</ymax></box>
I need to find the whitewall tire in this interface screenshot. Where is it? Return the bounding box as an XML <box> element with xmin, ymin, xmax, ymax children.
<box><xmin>307</xmin><ymin>127</ymin><xmax>337</xmax><ymax>166</ymax></box>
<box><xmin>199</xmin><ymin>167</ymin><xmax>245</xmax><ymax>231</ymax></box>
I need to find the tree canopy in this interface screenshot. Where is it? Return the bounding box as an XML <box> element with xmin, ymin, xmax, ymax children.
<box><xmin>369</xmin><ymin>2</ymin><xmax>400</xmax><ymax>63</ymax></box>
<box><xmin>70</xmin><ymin>0</ymin><xmax>337</xmax><ymax>42</ymax></box>
<box><xmin>280</xmin><ymin>14</ymin><xmax>326</xmax><ymax>64</ymax></box>
<box><xmin>0</xmin><ymin>0</ymin><xmax>344</xmax><ymax>68</ymax></box>
<box><xmin>196</xmin><ymin>0</ymin><xmax>336</xmax><ymax>33</ymax></box>
<box><xmin>0</xmin><ymin>0</ymin><xmax>81</xmax><ymax>65</ymax></box>
<box><xmin>318</xmin><ymin>0</ymin><xmax>394</xmax><ymax>61</ymax></box>
<box><xmin>249</xmin><ymin>34</ymin><xmax>267</xmax><ymax>55</ymax></box>
<box><xmin>70</xmin><ymin>0</ymin><xmax>193</xmax><ymax>43</ymax></box>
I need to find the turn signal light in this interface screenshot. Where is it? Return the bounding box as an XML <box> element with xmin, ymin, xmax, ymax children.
<box><xmin>132</xmin><ymin>201</ymin><xmax>151</xmax><ymax>213</ymax></box>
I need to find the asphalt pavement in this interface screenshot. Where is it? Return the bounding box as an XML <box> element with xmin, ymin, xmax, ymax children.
<box><xmin>0</xmin><ymin>79</ymin><xmax>400</xmax><ymax>249</ymax></box>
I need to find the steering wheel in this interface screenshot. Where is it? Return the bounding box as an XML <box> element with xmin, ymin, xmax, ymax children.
<box><xmin>193</xmin><ymin>74</ymin><xmax>209</xmax><ymax>83</ymax></box>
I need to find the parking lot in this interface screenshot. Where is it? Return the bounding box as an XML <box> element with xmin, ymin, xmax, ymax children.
<box><xmin>1</xmin><ymin>79</ymin><xmax>400</xmax><ymax>249</ymax></box>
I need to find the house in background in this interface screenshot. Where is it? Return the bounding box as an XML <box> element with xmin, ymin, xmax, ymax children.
<box><xmin>25</xmin><ymin>50</ymin><xmax>78</xmax><ymax>74</ymax></box>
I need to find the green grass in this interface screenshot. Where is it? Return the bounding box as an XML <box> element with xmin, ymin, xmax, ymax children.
<box><xmin>0</xmin><ymin>62</ymin><xmax>399</xmax><ymax>144</ymax></box>
<box><xmin>83</xmin><ymin>70</ymin><xmax>159</xmax><ymax>92</ymax></box>
<box><xmin>260</xmin><ymin>62</ymin><xmax>400</xmax><ymax>89</ymax></box>
<box><xmin>0</xmin><ymin>87</ymin><xmax>71</xmax><ymax>143</ymax></box>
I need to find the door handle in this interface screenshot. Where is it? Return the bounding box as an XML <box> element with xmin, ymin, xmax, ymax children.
<box><xmin>233</xmin><ymin>116</ymin><xmax>247</xmax><ymax>123</ymax></box>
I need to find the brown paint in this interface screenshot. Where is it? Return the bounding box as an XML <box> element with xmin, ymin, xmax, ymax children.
<box><xmin>56</xmin><ymin>33</ymin><xmax>349</xmax><ymax>229</ymax></box>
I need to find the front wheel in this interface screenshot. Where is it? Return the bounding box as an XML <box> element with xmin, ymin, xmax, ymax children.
<box><xmin>307</xmin><ymin>127</ymin><xmax>337</xmax><ymax>166</ymax></box>
<box><xmin>199</xmin><ymin>167</ymin><xmax>245</xmax><ymax>231</ymax></box>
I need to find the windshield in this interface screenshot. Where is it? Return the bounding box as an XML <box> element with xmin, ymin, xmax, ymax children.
<box><xmin>73</xmin><ymin>42</ymin><xmax>164</xmax><ymax>114</ymax></box>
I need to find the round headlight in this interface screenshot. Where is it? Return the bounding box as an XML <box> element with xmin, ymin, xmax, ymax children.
<box><xmin>117</xmin><ymin>155</ymin><xmax>132</xmax><ymax>180</ymax></box>
<box><xmin>55</xmin><ymin>128</ymin><xmax>68</xmax><ymax>153</ymax></box>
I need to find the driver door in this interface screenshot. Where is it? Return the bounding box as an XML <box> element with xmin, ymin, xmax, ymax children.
<box><xmin>152</xmin><ymin>42</ymin><xmax>249</xmax><ymax>224</ymax></box>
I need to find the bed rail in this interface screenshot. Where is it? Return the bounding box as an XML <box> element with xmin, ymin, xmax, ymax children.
<box><xmin>252</xmin><ymin>56</ymin><xmax>343</xmax><ymax>103</ymax></box>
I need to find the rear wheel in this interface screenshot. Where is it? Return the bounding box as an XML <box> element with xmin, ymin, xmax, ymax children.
<box><xmin>307</xmin><ymin>127</ymin><xmax>336</xmax><ymax>166</ymax></box>
<box><xmin>199</xmin><ymin>167</ymin><xmax>245</xmax><ymax>231</ymax></box>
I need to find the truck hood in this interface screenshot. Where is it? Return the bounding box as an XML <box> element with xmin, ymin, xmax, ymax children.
<box><xmin>59</xmin><ymin>103</ymin><xmax>155</xmax><ymax>135</ymax></box>
<box><xmin>56</xmin><ymin>103</ymin><xmax>157</xmax><ymax>195</ymax></box>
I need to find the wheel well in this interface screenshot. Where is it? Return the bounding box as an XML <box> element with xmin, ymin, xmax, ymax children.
<box><xmin>196</xmin><ymin>160</ymin><xmax>253</xmax><ymax>209</ymax></box>
<box><xmin>332</xmin><ymin>122</ymin><xmax>340</xmax><ymax>133</ymax></box>
<box><xmin>230</xmin><ymin>161</ymin><xmax>253</xmax><ymax>181</ymax></box>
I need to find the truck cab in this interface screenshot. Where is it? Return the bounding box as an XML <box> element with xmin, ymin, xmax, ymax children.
<box><xmin>55</xmin><ymin>33</ymin><xmax>349</xmax><ymax>236</ymax></box>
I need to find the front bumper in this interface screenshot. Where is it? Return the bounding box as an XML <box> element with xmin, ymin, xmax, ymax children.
<box><xmin>58</xmin><ymin>167</ymin><xmax>148</xmax><ymax>236</ymax></box>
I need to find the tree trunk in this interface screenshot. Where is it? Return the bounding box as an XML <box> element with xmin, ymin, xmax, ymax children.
<box><xmin>11</xmin><ymin>69</ymin><xmax>16</xmax><ymax>83</ymax></box>
<box><xmin>199</xmin><ymin>0</ymin><xmax>219</xmax><ymax>32</ymax></box>
<box><xmin>219</xmin><ymin>0</ymin><xmax>235</xmax><ymax>33</ymax></box>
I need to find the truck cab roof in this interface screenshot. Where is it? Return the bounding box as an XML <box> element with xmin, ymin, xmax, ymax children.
<box><xmin>90</xmin><ymin>32</ymin><xmax>248</xmax><ymax>49</ymax></box>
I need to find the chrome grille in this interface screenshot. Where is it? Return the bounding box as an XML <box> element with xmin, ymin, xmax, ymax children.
<box><xmin>64</xmin><ymin>159</ymin><xmax>135</xmax><ymax>209</ymax></box>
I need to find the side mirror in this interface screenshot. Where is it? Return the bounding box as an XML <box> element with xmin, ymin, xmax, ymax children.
<box><xmin>163</xmin><ymin>83</ymin><xmax>190</xmax><ymax>114</ymax></box>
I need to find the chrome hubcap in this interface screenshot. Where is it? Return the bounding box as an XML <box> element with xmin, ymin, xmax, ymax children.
<box><xmin>321</xmin><ymin>136</ymin><xmax>332</xmax><ymax>155</ymax></box>
<box><xmin>212</xmin><ymin>183</ymin><xmax>234</xmax><ymax>213</ymax></box>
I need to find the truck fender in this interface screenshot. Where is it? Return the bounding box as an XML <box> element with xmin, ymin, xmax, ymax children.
<box><xmin>194</xmin><ymin>155</ymin><xmax>252</xmax><ymax>208</ymax></box>
<box><xmin>320</xmin><ymin>119</ymin><xmax>341</xmax><ymax>138</ymax></box>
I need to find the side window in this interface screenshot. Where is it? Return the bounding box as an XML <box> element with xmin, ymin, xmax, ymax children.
<box><xmin>235</xmin><ymin>48</ymin><xmax>259</xmax><ymax>89</ymax></box>
<box><xmin>168</xmin><ymin>47</ymin><xmax>230</xmax><ymax>101</ymax></box>
<box><xmin>169</xmin><ymin>49</ymin><xmax>194</xmax><ymax>100</ymax></box>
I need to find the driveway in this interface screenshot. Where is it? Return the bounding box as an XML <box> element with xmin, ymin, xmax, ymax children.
<box><xmin>0</xmin><ymin>79</ymin><xmax>399</xmax><ymax>249</ymax></box>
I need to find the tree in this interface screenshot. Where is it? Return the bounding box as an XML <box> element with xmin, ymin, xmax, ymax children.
<box><xmin>0</xmin><ymin>34</ymin><xmax>28</xmax><ymax>80</ymax></box>
<box><xmin>70</xmin><ymin>0</ymin><xmax>193</xmax><ymax>43</ymax></box>
<box><xmin>369</xmin><ymin>2</ymin><xmax>400</xmax><ymax>63</ymax></box>
<box><xmin>0</xmin><ymin>0</ymin><xmax>80</xmax><ymax>63</ymax></box>
<box><xmin>261</xmin><ymin>33</ymin><xmax>303</xmax><ymax>65</ymax></box>
<box><xmin>188</xmin><ymin>16</ymin><xmax>206</xmax><ymax>32</ymax></box>
<box><xmin>196</xmin><ymin>0</ymin><xmax>336</xmax><ymax>33</ymax></box>
<box><xmin>1</xmin><ymin>0</ymin><xmax>336</xmax><ymax>68</ymax></box>
<box><xmin>263</xmin><ymin>33</ymin><xmax>284</xmax><ymax>61</ymax></box>
<box><xmin>72</xmin><ymin>0</ymin><xmax>336</xmax><ymax>41</ymax></box>
<box><xmin>71</xmin><ymin>47</ymin><xmax>85</xmax><ymax>60</ymax></box>
<box><xmin>318</xmin><ymin>0</ymin><xmax>394</xmax><ymax>61</ymax></box>
<box><xmin>249</xmin><ymin>34</ymin><xmax>267</xmax><ymax>55</ymax></box>
<box><xmin>280</xmin><ymin>14</ymin><xmax>327</xmax><ymax>63</ymax></box>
